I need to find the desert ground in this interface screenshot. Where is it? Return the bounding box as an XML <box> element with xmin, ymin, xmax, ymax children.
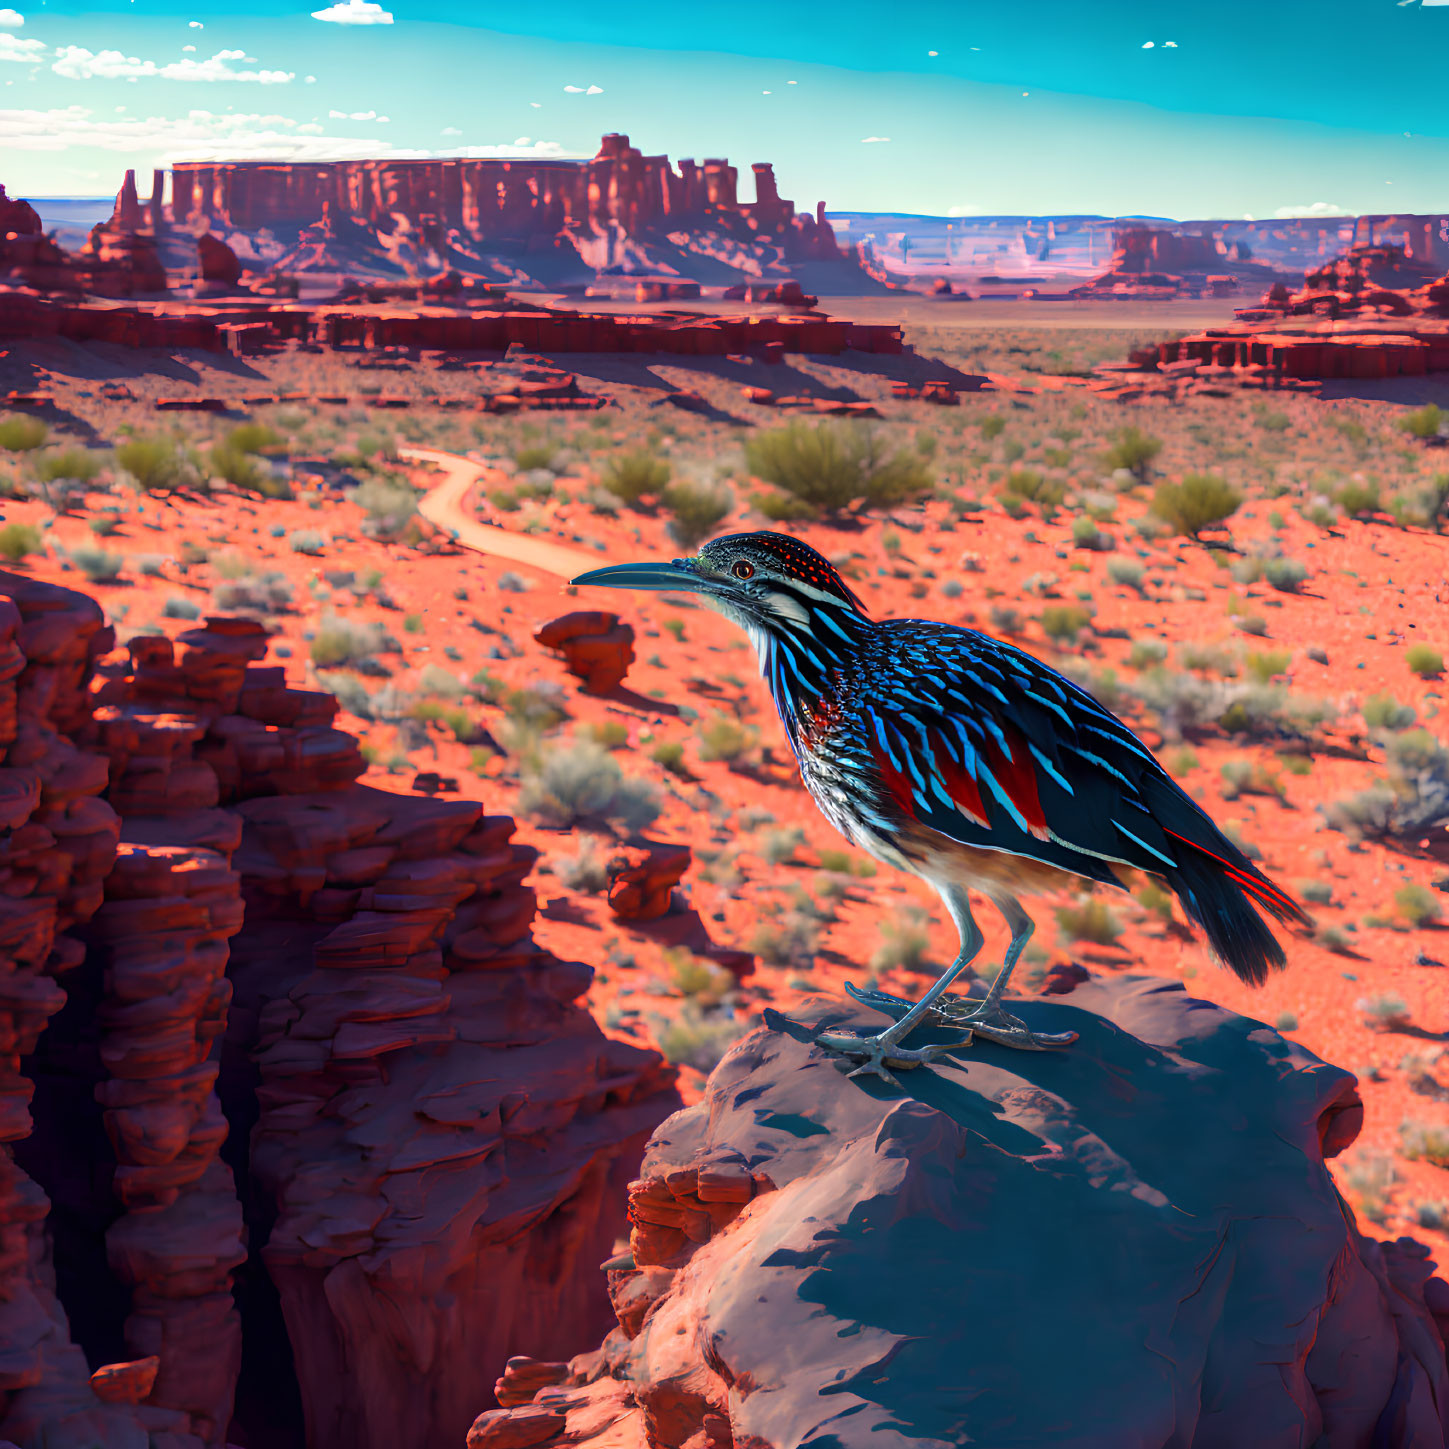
<box><xmin>1</xmin><ymin>303</ymin><xmax>1446</xmax><ymax>1254</ymax></box>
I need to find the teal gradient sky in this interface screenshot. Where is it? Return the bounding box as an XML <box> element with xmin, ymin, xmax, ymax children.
<box><xmin>2</xmin><ymin>0</ymin><xmax>1447</xmax><ymax>217</ymax></box>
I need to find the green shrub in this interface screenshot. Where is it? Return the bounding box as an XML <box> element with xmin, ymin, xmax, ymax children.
<box><xmin>697</xmin><ymin>714</ymin><xmax>757</xmax><ymax>765</ymax></box>
<box><xmin>662</xmin><ymin>477</ymin><xmax>733</xmax><ymax>548</ymax></box>
<box><xmin>515</xmin><ymin>442</ymin><xmax>558</xmax><ymax>472</ymax></box>
<box><xmin>116</xmin><ymin>436</ymin><xmax>199</xmax><ymax>493</ymax></box>
<box><xmin>1399</xmin><ymin>403</ymin><xmax>1447</xmax><ymax>441</ymax></box>
<box><xmin>1395</xmin><ymin>883</ymin><xmax>1440</xmax><ymax>928</ymax></box>
<box><xmin>599</xmin><ymin>449</ymin><xmax>670</xmax><ymax>504</ymax></box>
<box><xmin>1055</xmin><ymin>895</ymin><xmax>1123</xmax><ymax>944</ymax></box>
<box><xmin>1263</xmin><ymin>557</ymin><xmax>1308</xmax><ymax>593</ymax></box>
<box><xmin>163</xmin><ymin>595</ymin><xmax>202</xmax><ymax>620</ymax></box>
<box><xmin>1150</xmin><ymin>474</ymin><xmax>1241</xmax><ymax>540</ymax></box>
<box><xmin>1406</xmin><ymin>644</ymin><xmax>1443</xmax><ymax>679</ymax></box>
<box><xmin>1244</xmin><ymin>650</ymin><xmax>1291</xmax><ymax>684</ymax></box>
<box><xmin>1363</xmin><ymin>693</ymin><xmax>1416</xmax><ymax>731</ymax></box>
<box><xmin>761</xmin><ymin>826</ymin><xmax>807</xmax><ymax>866</ymax></box>
<box><xmin>212</xmin><ymin>572</ymin><xmax>294</xmax><ymax>615</ymax></box>
<box><xmin>0</xmin><ymin>415</ymin><xmax>48</xmax><ymax>452</ymax></box>
<box><xmin>553</xmin><ymin>835</ymin><xmax>610</xmax><ymax>893</ymax></box>
<box><xmin>309</xmin><ymin>615</ymin><xmax>395</xmax><ymax>669</ymax></box>
<box><xmin>651</xmin><ymin>1002</ymin><xmax>747</xmax><ymax>1073</ymax></box>
<box><xmin>1335</xmin><ymin>480</ymin><xmax>1382</xmax><ymax>519</ymax></box>
<box><xmin>1040</xmin><ymin>605</ymin><xmax>1092</xmax><ymax>644</ymax></box>
<box><xmin>0</xmin><ymin>522</ymin><xmax>42</xmax><ymax>563</ymax></box>
<box><xmin>288</xmin><ymin>529</ymin><xmax>326</xmax><ymax>555</ymax></box>
<box><xmin>1107</xmin><ymin>558</ymin><xmax>1144</xmax><ymax>591</ymax></box>
<box><xmin>1400</xmin><ymin>1119</ymin><xmax>1449</xmax><ymax>1168</ymax></box>
<box><xmin>1001</xmin><ymin>468</ymin><xmax>1068</xmax><ymax>521</ymax></box>
<box><xmin>1356</xmin><ymin>992</ymin><xmax>1412</xmax><ymax>1031</ymax></box>
<box><xmin>744</xmin><ymin>420</ymin><xmax>934</xmax><ymax>516</ymax></box>
<box><xmin>1102</xmin><ymin>426</ymin><xmax>1162</xmax><ymax>482</ymax></box>
<box><xmin>869</xmin><ymin>907</ymin><xmax>934</xmax><ymax>973</ymax></box>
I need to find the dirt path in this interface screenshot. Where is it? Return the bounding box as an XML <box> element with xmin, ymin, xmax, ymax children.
<box><xmin>400</xmin><ymin>446</ymin><xmax>599</xmax><ymax>579</ymax></box>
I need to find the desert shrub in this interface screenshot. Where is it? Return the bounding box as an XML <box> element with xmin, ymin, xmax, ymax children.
<box><xmin>652</xmin><ymin>1002</ymin><xmax>747</xmax><ymax>1073</ymax></box>
<box><xmin>162</xmin><ymin>595</ymin><xmax>202</xmax><ymax>620</ymax></box>
<box><xmin>68</xmin><ymin>546</ymin><xmax>124</xmax><ymax>583</ymax></box>
<box><xmin>1149</xmin><ymin>474</ymin><xmax>1241</xmax><ymax>540</ymax></box>
<box><xmin>1263</xmin><ymin>557</ymin><xmax>1309</xmax><ymax>593</ymax></box>
<box><xmin>599</xmin><ymin>449</ymin><xmax>670</xmax><ymax>504</ymax></box>
<box><xmin>553</xmin><ymin>834</ymin><xmax>610</xmax><ymax>893</ymax></box>
<box><xmin>115</xmin><ymin>436</ymin><xmax>200</xmax><ymax>493</ymax></box>
<box><xmin>1000</xmin><ymin>468</ymin><xmax>1068</xmax><ymax>521</ymax></box>
<box><xmin>1400</xmin><ymin>1119</ymin><xmax>1449</xmax><ymax>1168</ymax></box>
<box><xmin>1394</xmin><ymin>883</ymin><xmax>1440</xmax><ymax>927</ymax></box>
<box><xmin>662</xmin><ymin>477</ymin><xmax>734</xmax><ymax>548</ymax></box>
<box><xmin>650</xmin><ymin>738</ymin><xmax>690</xmax><ymax>776</ymax></box>
<box><xmin>667</xmin><ymin>950</ymin><xmax>736</xmax><ymax>1003</ymax></box>
<box><xmin>31</xmin><ymin>448</ymin><xmax>103</xmax><ymax>512</ymax></box>
<box><xmin>744</xmin><ymin>420</ymin><xmax>934</xmax><ymax>516</ymax></box>
<box><xmin>1132</xmin><ymin>670</ymin><xmax>1333</xmax><ymax>747</ymax></box>
<box><xmin>309</xmin><ymin>615</ymin><xmax>398</xmax><ymax>669</ymax></box>
<box><xmin>0</xmin><ymin>522</ymin><xmax>42</xmax><ymax>563</ymax></box>
<box><xmin>416</xmin><ymin>664</ymin><xmax>466</xmax><ymax>698</ymax></box>
<box><xmin>211</xmin><ymin>572</ymin><xmax>294</xmax><ymax>615</ymax></box>
<box><xmin>1107</xmin><ymin>558</ymin><xmax>1145</xmax><ymax>591</ymax></box>
<box><xmin>211</xmin><ymin>424</ymin><xmax>289</xmax><ymax>499</ymax></box>
<box><xmin>1244</xmin><ymin>650</ymin><xmax>1291</xmax><ymax>685</ymax></box>
<box><xmin>1071</xmin><ymin>516</ymin><xmax>1113</xmax><ymax>551</ymax></box>
<box><xmin>1219</xmin><ymin>758</ymin><xmax>1283</xmax><ymax>801</ymax></box>
<box><xmin>289</xmin><ymin>529</ymin><xmax>326</xmax><ymax>555</ymax></box>
<box><xmin>1335</xmin><ymin>479</ymin><xmax>1382</xmax><ymax>519</ymax></box>
<box><xmin>351</xmin><ymin>475</ymin><xmax>419</xmax><ymax>541</ymax></box>
<box><xmin>1363</xmin><ymin>693</ymin><xmax>1416</xmax><ymax>732</ymax></box>
<box><xmin>518</xmin><ymin>737</ymin><xmax>660</xmax><ymax>833</ymax></box>
<box><xmin>760</xmin><ymin>826</ymin><xmax>807</xmax><ymax>866</ymax></box>
<box><xmin>1040</xmin><ymin>605</ymin><xmax>1092</xmax><ymax>644</ymax></box>
<box><xmin>1406</xmin><ymin>644</ymin><xmax>1443</xmax><ymax>679</ymax></box>
<box><xmin>1399</xmin><ymin>403</ymin><xmax>1447</xmax><ymax>442</ymax></box>
<box><xmin>515</xmin><ymin>442</ymin><xmax>558</xmax><ymax>472</ymax></box>
<box><xmin>749</xmin><ymin>904</ymin><xmax>822</xmax><ymax>968</ymax></box>
<box><xmin>1102</xmin><ymin>426</ymin><xmax>1162</xmax><ymax>482</ymax></box>
<box><xmin>1326</xmin><ymin>727</ymin><xmax>1449</xmax><ymax>842</ymax></box>
<box><xmin>1055</xmin><ymin>895</ymin><xmax>1123</xmax><ymax>945</ymax></box>
<box><xmin>1127</xmin><ymin>639</ymin><xmax>1168</xmax><ymax>670</ymax></box>
<box><xmin>0</xmin><ymin>416</ymin><xmax>48</xmax><ymax>452</ymax></box>
<box><xmin>869</xmin><ymin>907</ymin><xmax>934</xmax><ymax>974</ymax></box>
<box><xmin>1357</xmin><ymin>993</ymin><xmax>1413</xmax><ymax>1032</ymax></box>
<box><xmin>1342</xmin><ymin>1150</ymin><xmax>1397</xmax><ymax>1223</ymax></box>
<box><xmin>697</xmin><ymin>714</ymin><xmax>758</xmax><ymax>765</ymax></box>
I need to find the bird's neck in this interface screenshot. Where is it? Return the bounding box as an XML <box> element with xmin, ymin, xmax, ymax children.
<box><xmin>755</xmin><ymin>606</ymin><xmax>868</xmax><ymax>756</ymax></box>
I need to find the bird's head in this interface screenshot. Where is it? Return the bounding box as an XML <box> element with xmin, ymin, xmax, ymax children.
<box><xmin>571</xmin><ymin>531</ymin><xmax>867</xmax><ymax>639</ymax></box>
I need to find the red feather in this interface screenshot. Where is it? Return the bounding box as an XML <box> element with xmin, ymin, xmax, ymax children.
<box><xmin>984</xmin><ymin>730</ymin><xmax>1051</xmax><ymax>841</ymax></box>
<box><xmin>871</xmin><ymin>741</ymin><xmax>919</xmax><ymax>820</ymax></box>
<box><xmin>929</xmin><ymin>728</ymin><xmax>990</xmax><ymax>828</ymax></box>
<box><xmin>1161</xmin><ymin>828</ymin><xmax>1305</xmax><ymax>920</ymax></box>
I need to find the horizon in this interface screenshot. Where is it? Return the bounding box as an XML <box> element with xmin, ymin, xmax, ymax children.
<box><xmin>2</xmin><ymin>1</ymin><xmax>1448</xmax><ymax>218</ymax></box>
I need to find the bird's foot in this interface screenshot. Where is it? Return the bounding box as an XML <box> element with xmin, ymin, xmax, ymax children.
<box><xmin>947</xmin><ymin>1000</ymin><xmax>1078</xmax><ymax>1052</ymax></box>
<box><xmin>843</xmin><ymin>979</ymin><xmax>982</xmax><ymax>1024</ymax></box>
<box><xmin>813</xmin><ymin>1027</ymin><xmax>971</xmax><ymax>1087</ymax></box>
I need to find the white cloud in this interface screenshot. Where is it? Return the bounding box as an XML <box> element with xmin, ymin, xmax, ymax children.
<box><xmin>311</xmin><ymin>0</ymin><xmax>393</xmax><ymax>23</ymax></box>
<box><xmin>182</xmin><ymin>43</ymin><xmax>195</xmax><ymax>51</ymax></box>
<box><xmin>1273</xmin><ymin>202</ymin><xmax>1350</xmax><ymax>218</ymax></box>
<box><xmin>0</xmin><ymin>10</ymin><xmax>23</xmax><ymax>28</ymax></box>
<box><xmin>946</xmin><ymin>203</ymin><xmax>981</xmax><ymax>216</ymax></box>
<box><xmin>440</xmin><ymin>124</ymin><xmax>460</xmax><ymax>134</ymax></box>
<box><xmin>50</xmin><ymin>44</ymin><xmax>293</xmax><ymax>82</ymax></box>
<box><xmin>329</xmin><ymin>107</ymin><xmax>384</xmax><ymax>119</ymax></box>
<box><xmin>563</xmin><ymin>84</ymin><xmax>583</xmax><ymax>92</ymax></box>
<box><xmin>0</xmin><ymin>31</ymin><xmax>42</xmax><ymax>61</ymax></box>
<box><xmin>0</xmin><ymin>105</ymin><xmax>578</xmax><ymax>165</ymax></box>
<box><xmin>860</xmin><ymin>135</ymin><xmax>890</xmax><ymax>143</ymax></box>
<box><xmin>1141</xmin><ymin>40</ymin><xmax>1155</xmax><ymax>48</ymax></box>
<box><xmin>563</xmin><ymin>83</ymin><xmax>603</xmax><ymax>94</ymax></box>
<box><xmin>528</xmin><ymin>100</ymin><xmax>540</xmax><ymax>107</ymax></box>
<box><xmin>1164</xmin><ymin>40</ymin><xmax>1178</xmax><ymax>46</ymax></box>
<box><xmin>188</xmin><ymin>19</ymin><xmax>202</xmax><ymax>26</ymax></box>
<box><xmin>585</xmin><ymin>84</ymin><xmax>602</xmax><ymax>94</ymax></box>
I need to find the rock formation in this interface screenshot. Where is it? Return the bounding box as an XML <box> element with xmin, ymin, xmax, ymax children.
<box><xmin>0</xmin><ymin>575</ymin><xmax>681</xmax><ymax>1449</ymax></box>
<box><xmin>475</xmin><ymin>972</ymin><xmax>1449</xmax><ymax>1449</ymax></box>
<box><xmin>534</xmin><ymin>613</ymin><xmax>636</xmax><ymax>696</ymax></box>
<box><xmin>169</xmin><ymin>135</ymin><xmax>842</xmax><ymax>266</ymax></box>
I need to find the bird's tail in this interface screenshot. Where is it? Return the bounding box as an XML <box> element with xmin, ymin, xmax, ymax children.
<box><xmin>1161</xmin><ymin>832</ymin><xmax>1311</xmax><ymax>986</ymax></box>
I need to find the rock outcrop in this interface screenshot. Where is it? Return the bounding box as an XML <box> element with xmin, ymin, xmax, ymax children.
<box><xmin>534</xmin><ymin>613</ymin><xmax>636</xmax><ymax>696</ymax></box>
<box><xmin>475</xmin><ymin>972</ymin><xmax>1449</xmax><ymax>1449</ymax></box>
<box><xmin>0</xmin><ymin>575</ymin><xmax>681</xmax><ymax>1449</ymax></box>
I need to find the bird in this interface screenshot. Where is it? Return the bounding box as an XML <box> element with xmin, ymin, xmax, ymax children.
<box><xmin>572</xmin><ymin>530</ymin><xmax>1310</xmax><ymax>1084</ymax></box>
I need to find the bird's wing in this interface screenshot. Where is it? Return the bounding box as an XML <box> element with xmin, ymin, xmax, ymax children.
<box><xmin>855</xmin><ymin>627</ymin><xmax>1191</xmax><ymax>881</ymax></box>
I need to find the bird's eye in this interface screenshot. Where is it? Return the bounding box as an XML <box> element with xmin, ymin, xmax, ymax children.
<box><xmin>732</xmin><ymin>560</ymin><xmax>755</xmax><ymax>579</ymax></box>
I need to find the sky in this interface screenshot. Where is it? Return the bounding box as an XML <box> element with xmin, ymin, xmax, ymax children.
<box><xmin>2</xmin><ymin>0</ymin><xmax>1448</xmax><ymax>219</ymax></box>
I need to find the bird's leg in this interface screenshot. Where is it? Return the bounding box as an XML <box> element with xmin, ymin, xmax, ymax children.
<box><xmin>942</xmin><ymin>899</ymin><xmax>1078</xmax><ymax>1051</ymax></box>
<box><xmin>815</xmin><ymin>886</ymin><xmax>986</xmax><ymax>1084</ymax></box>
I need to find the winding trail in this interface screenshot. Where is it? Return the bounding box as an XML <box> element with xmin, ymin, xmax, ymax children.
<box><xmin>400</xmin><ymin>445</ymin><xmax>599</xmax><ymax>579</ymax></box>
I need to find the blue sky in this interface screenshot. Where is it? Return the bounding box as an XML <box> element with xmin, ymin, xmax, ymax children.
<box><xmin>2</xmin><ymin>0</ymin><xmax>1448</xmax><ymax>217</ymax></box>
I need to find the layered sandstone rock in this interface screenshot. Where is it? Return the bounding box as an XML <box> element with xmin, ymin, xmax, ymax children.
<box><xmin>475</xmin><ymin>972</ymin><xmax>1449</xmax><ymax>1449</ymax></box>
<box><xmin>0</xmin><ymin>581</ymin><xmax>682</xmax><ymax>1449</ymax></box>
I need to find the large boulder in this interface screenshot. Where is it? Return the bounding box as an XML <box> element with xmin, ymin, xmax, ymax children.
<box><xmin>472</xmin><ymin>972</ymin><xmax>1449</xmax><ymax>1449</ymax></box>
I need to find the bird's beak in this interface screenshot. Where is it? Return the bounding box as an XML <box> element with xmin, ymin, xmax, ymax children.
<box><xmin>570</xmin><ymin>557</ymin><xmax>714</xmax><ymax>594</ymax></box>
